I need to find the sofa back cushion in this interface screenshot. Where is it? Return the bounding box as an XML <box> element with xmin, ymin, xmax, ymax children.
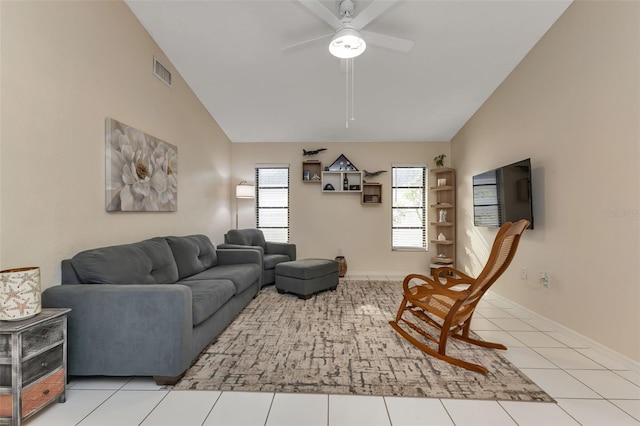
<box><xmin>70</xmin><ymin>237</ymin><xmax>179</xmax><ymax>284</ymax></box>
<box><xmin>224</xmin><ymin>229</ymin><xmax>267</xmax><ymax>249</ymax></box>
<box><xmin>165</xmin><ymin>235</ymin><xmax>218</xmax><ymax>280</ymax></box>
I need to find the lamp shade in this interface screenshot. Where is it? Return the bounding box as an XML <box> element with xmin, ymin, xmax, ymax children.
<box><xmin>236</xmin><ymin>182</ymin><xmax>255</xmax><ymax>199</ymax></box>
<box><xmin>329</xmin><ymin>27</ymin><xmax>366</xmax><ymax>59</ymax></box>
<box><xmin>0</xmin><ymin>267</ymin><xmax>41</xmax><ymax>321</ymax></box>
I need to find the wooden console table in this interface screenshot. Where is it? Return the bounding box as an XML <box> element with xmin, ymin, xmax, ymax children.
<box><xmin>0</xmin><ymin>308</ymin><xmax>71</xmax><ymax>426</ymax></box>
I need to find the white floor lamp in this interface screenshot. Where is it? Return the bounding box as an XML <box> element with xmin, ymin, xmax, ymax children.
<box><xmin>235</xmin><ymin>181</ymin><xmax>255</xmax><ymax>229</ymax></box>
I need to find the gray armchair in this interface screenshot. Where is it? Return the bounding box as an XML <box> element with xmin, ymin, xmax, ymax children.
<box><xmin>219</xmin><ymin>228</ymin><xmax>296</xmax><ymax>287</ymax></box>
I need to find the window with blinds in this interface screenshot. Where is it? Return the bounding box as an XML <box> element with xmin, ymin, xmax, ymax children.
<box><xmin>255</xmin><ymin>166</ymin><xmax>289</xmax><ymax>243</ymax></box>
<box><xmin>391</xmin><ymin>166</ymin><xmax>427</xmax><ymax>250</ymax></box>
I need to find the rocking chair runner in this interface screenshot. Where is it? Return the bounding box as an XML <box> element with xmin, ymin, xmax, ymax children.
<box><xmin>389</xmin><ymin>219</ymin><xmax>530</xmax><ymax>374</ymax></box>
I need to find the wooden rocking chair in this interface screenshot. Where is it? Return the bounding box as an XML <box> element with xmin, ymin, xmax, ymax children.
<box><xmin>389</xmin><ymin>219</ymin><xmax>530</xmax><ymax>374</ymax></box>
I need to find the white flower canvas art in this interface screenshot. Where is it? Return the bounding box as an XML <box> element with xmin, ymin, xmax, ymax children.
<box><xmin>106</xmin><ymin>118</ymin><xmax>178</xmax><ymax>212</ymax></box>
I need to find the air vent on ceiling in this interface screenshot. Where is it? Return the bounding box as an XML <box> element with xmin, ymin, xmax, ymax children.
<box><xmin>153</xmin><ymin>56</ymin><xmax>172</xmax><ymax>87</ymax></box>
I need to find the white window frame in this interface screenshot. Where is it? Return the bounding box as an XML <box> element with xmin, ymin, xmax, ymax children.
<box><xmin>255</xmin><ymin>164</ymin><xmax>290</xmax><ymax>242</ymax></box>
<box><xmin>391</xmin><ymin>164</ymin><xmax>427</xmax><ymax>251</ymax></box>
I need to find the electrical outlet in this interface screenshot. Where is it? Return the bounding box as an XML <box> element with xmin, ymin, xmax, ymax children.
<box><xmin>520</xmin><ymin>267</ymin><xmax>527</xmax><ymax>280</ymax></box>
<box><xmin>539</xmin><ymin>272</ymin><xmax>550</xmax><ymax>288</ymax></box>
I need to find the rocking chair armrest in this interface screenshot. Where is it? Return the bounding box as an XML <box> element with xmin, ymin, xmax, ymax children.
<box><xmin>432</xmin><ymin>267</ymin><xmax>475</xmax><ymax>287</ymax></box>
<box><xmin>402</xmin><ymin>274</ymin><xmax>431</xmax><ymax>293</ymax></box>
<box><xmin>402</xmin><ymin>273</ymin><xmax>471</xmax><ymax>301</ymax></box>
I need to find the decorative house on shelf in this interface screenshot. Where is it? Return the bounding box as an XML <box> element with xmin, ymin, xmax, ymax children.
<box><xmin>322</xmin><ymin>154</ymin><xmax>363</xmax><ymax>193</ymax></box>
<box><xmin>328</xmin><ymin>154</ymin><xmax>358</xmax><ymax>171</ymax></box>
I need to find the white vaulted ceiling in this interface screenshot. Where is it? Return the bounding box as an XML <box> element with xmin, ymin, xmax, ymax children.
<box><xmin>125</xmin><ymin>0</ymin><xmax>572</xmax><ymax>143</ymax></box>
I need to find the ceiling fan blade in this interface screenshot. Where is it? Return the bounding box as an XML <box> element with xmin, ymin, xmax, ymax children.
<box><xmin>282</xmin><ymin>32</ymin><xmax>334</xmax><ymax>52</ymax></box>
<box><xmin>360</xmin><ymin>30</ymin><xmax>414</xmax><ymax>53</ymax></box>
<box><xmin>351</xmin><ymin>0</ymin><xmax>402</xmax><ymax>30</ymax></box>
<box><xmin>297</xmin><ymin>0</ymin><xmax>341</xmax><ymax>29</ymax></box>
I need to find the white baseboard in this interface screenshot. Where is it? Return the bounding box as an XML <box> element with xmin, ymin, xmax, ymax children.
<box><xmin>488</xmin><ymin>291</ymin><xmax>640</xmax><ymax>374</ymax></box>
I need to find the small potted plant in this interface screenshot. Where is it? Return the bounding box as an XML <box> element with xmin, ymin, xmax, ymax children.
<box><xmin>434</xmin><ymin>154</ymin><xmax>446</xmax><ymax>168</ymax></box>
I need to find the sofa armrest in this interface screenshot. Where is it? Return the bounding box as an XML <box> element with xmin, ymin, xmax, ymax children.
<box><xmin>266</xmin><ymin>242</ymin><xmax>296</xmax><ymax>261</ymax></box>
<box><xmin>42</xmin><ymin>284</ymin><xmax>193</xmax><ymax>378</ymax></box>
<box><xmin>216</xmin><ymin>247</ymin><xmax>262</xmax><ymax>266</ymax></box>
<box><xmin>217</xmin><ymin>244</ymin><xmax>264</xmax><ymax>257</ymax></box>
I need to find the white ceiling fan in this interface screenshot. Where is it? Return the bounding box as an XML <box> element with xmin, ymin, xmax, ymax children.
<box><xmin>287</xmin><ymin>0</ymin><xmax>415</xmax><ymax>58</ymax></box>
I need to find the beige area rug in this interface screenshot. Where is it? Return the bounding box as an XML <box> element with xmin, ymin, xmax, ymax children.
<box><xmin>174</xmin><ymin>279</ymin><xmax>554</xmax><ymax>402</ymax></box>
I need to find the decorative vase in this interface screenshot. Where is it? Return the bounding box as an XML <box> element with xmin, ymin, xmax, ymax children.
<box><xmin>335</xmin><ymin>256</ymin><xmax>347</xmax><ymax>278</ymax></box>
<box><xmin>0</xmin><ymin>267</ymin><xmax>41</xmax><ymax>321</ymax></box>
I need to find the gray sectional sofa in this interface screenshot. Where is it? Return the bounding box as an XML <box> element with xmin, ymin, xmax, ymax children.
<box><xmin>42</xmin><ymin>234</ymin><xmax>262</xmax><ymax>385</ymax></box>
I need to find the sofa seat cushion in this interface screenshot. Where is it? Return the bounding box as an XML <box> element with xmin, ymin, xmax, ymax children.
<box><xmin>70</xmin><ymin>237</ymin><xmax>179</xmax><ymax>284</ymax></box>
<box><xmin>181</xmin><ymin>280</ymin><xmax>236</xmax><ymax>326</ymax></box>
<box><xmin>263</xmin><ymin>254</ymin><xmax>291</xmax><ymax>270</ymax></box>
<box><xmin>182</xmin><ymin>264</ymin><xmax>261</xmax><ymax>294</ymax></box>
<box><xmin>166</xmin><ymin>235</ymin><xmax>218</xmax><ymax>280</ymax></box>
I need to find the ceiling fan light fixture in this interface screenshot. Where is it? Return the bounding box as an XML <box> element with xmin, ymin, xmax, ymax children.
<box><xmin>329</xmin><ymin>27</ymin><xmax>366</xmax><ymax>59</ymax></box>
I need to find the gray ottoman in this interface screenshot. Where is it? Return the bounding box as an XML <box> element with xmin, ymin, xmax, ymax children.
<box><xmin>275</xmin><ymin>259</ymin><xmax>339</xmax><ymax>299</ymax></box>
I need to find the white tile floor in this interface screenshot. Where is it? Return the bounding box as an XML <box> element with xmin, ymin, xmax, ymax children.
<box><xmin>26</xmin><ymin>276</ymin><xmax>640</xmax><ymax>426</ymax></box>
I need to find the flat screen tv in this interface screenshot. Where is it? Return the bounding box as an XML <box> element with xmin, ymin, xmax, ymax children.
<box><xmin>473</xmin><ymin>158</ymin><xmax>534</xmax><ymax>229</ymax></box>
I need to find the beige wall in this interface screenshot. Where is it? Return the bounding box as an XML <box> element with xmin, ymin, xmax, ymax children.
<box><xmin>0</xmin><ymin>1</ymin><xmax>232</xmax><ymax>288</ymax></box>
<box><xmin>452</xmin><ymin>1</ymin><xmax>639</xmax><ymax>361</ymax></box>
<box><xmin>3</xmin><ymin>0</ymin><xmax>637</xmax><ymax>362</ymax></box>
<box><xmin>232</xmin><ymin>142</ymin><xmax>450</xmax><ymax>275</ymax></box>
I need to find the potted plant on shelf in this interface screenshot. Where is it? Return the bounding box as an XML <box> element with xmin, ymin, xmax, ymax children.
<box><xmin>434</xmin><ymin>154</ymin><xmax>446</xmax><ymax>168</ymax></box>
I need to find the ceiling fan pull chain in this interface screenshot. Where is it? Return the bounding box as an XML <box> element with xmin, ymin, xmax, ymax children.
<box><xmin>346</xmin><ymin>57</ymin><xmax>350</xmax><ymax>128</ymax></box>
<box><xmin>351</xmin><ymin>58</ymin><xmax>355</xmax><ymax>122</ymax></box>
<box><xmin>343</xmin><ymin>57</ymin><xmax>357</xmax><ymax>128</ymax></box>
